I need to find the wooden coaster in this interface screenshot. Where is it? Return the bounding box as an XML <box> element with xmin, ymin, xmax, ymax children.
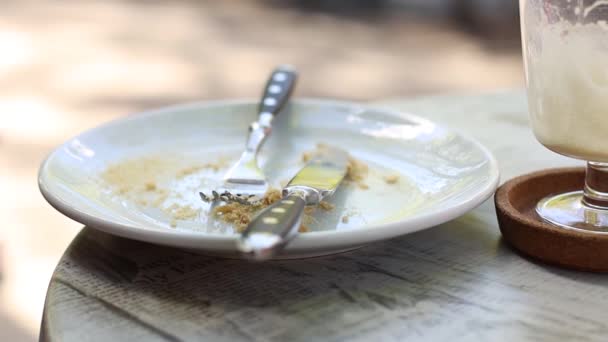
<box><xmin>495</xmin><ymin>167</ymin><xmax>608</xmax><ymax>272</ymax></box>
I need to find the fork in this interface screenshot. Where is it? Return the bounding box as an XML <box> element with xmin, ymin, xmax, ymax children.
<box><xmin>200</xmin><ymin>65</ymin><xmax>297</xmax><ymax>204</ymax></box>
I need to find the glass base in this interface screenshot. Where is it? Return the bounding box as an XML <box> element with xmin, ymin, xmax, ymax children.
<box><xmin>537</xmin><ymin>191</ymin><xmax>608</xmax><ymax>233</ymax></box>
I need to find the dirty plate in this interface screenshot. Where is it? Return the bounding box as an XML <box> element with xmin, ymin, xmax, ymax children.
<box><xmin>39</xmin><ymin>99</ymin><xmax>499</xmax><ymax>258</ymax></box>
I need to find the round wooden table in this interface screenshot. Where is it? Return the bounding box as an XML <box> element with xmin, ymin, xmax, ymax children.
<box><xmin>41</xmin><ymin>91</ymin><xmax>608</xmax><ymax>341</ymax></box>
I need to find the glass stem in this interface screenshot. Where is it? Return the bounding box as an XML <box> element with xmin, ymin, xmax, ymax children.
<box><xmin>583</xmin><ymin>162</ymin><xmax>608</xmax><ymax>209</ymax></box>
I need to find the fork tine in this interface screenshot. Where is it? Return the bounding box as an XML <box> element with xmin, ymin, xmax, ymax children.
<box><xmin>200</xmin><ymin>66</ymin><xmax>296</xmax><ymax>206</ymax></box>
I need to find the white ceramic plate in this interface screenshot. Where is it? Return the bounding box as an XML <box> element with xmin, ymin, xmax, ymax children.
<box><xmin>39</xmin><ymin>99</ymin><xmax>499</xmax><ymax>258</ymax></box>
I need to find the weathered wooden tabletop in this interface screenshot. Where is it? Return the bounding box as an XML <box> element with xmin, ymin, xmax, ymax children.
<box><xmin>41</xmin><ymin>91</ymin><xmax>608</xmax><ymax>342</ymax></box>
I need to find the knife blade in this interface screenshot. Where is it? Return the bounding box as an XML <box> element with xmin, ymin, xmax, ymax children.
<box><xmin>236</xmin><ymin>146</ymin><xmax>349</xmax><ymax>260</ymax></box>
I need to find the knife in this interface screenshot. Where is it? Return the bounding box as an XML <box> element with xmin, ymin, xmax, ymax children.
<box><xmin>236</xmin><ymin>146</ymin><xmax>349</xmax><ymax>260</ymax></box>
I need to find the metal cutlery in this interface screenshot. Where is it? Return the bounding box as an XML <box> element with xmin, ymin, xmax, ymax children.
<box><xmin>236</xmin><ymin>146</ymin><xmax>349</xmax><ymax>260</ymax></box>
<box><xmin>200</xmin><ymin>65</ymin><xmax>297</xmax><ymax>204</ymax></box>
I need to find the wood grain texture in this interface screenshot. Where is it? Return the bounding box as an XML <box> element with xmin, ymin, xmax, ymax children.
<box><xmin>42</xmin><ymin>91</ymin><xmax>608</xmax><ymax>342</ymax></box>
<box><xmin>495</xmin><ymin>167</ymin><xmax>608</xmax><ymax>272</ymax></box>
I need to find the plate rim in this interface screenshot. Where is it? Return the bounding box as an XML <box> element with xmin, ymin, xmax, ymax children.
<box><xmin>38</xmin><ymin>98</ymin><xmax>500</xmax><ymax>249</ymax></box>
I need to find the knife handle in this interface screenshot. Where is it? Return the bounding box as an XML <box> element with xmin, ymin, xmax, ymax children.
<box><xmin>257</xmin><ymin>65</ymin><xmax>297</xmax><ymax>121</ymax></box>
<box><xmin>237</xmin><ymin>193</ymin><xmax>306</xmax><ymax>260</ymax></box>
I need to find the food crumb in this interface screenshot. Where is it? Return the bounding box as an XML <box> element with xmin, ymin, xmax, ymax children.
<box><xmin>212</xmin><ymin>189</ymin><xmax>336</xmax><ymax>232</ymax></box>
<box><xmin>383</xmin><ymin>174</ymin><xmax>399</xmax><ymax>184</ymax></box>
<box><xmin>299</xmin><ymin>225</ymin><xmax>309</xmax><ymax>232</ymax></box>
<box><xmin>101</xmin><ymin>151</ymin><xmax>361</xmax><ymax>233</ymax></box>
<box><xmin>212</xmin><ymin>189</ymin><xmax>282</xmax><ymax>231</ymax></box>
<box><xmin>302</xmin><ymin>151</ymin><xmax>313</xmax><ymax>163</ymax></box>
<box><xmin>152</xmin><ymin>189</ymin><xmax>169</xmax><ymax>207</ymax></box>
<box><xmin>176</xmin><ymin>162</ymin><xmax>225</xmax><ymax>178</ymax></box>
<box><xmin>166</xmin><ymin>204</ymin><xmax>201</xmax><ymax>220</ymax></box>
<box><xmin>346</xmin><ymin>156</ymin><xmax>369</xmax><ymax>185</ymax></box>
<box><xmin>263</xmin><ymin>189</ymin><xmax>283</xmax><ymax>205</ymax></box>
<box><xmin>341</xmin><ymin>216</ymin><xmax>349</xmax><ymax>223</ymax></box>
<box><xmin>319</xmin><ymin>201</ymin><xmax>335</xmax><ymax>211</ymax></box>
<box><xmin>176</xmin><ymin>166</ymin><xmax>203</xmax><ymax>177</ymax></box>
<box><xmin>358</xmin><ymin>183</ymin><xmax>369</xmax><ymax>190</ymax></box>
<box><xmin>100</xmin><ymin>157</ymin><xmax>171</xmax><ymax>194</ymax></box>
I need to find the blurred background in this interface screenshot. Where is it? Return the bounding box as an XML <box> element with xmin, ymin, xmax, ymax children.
<box><xmin>0</xmin><ymin>0</ymin><xmax>522</xmax><ymax>340</ymax></box>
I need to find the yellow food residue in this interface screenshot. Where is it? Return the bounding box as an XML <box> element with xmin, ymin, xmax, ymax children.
<box><xmin>176</xmin><ymin>160</ymin><xmax>226</xmax><ymax>177</ymax></box>
<box><xmin>101</xmin><ymin>157</ymin><xmax>172</xmax><ymax>195</ymax></box>
<box><xmin>383</xmin><ymin>174</ymin><xmax>400</xmax><ymax>184</ymax></box>
<box><xmin>99</xmin><ymin>145</ymin><xmax>372</xmax><ymax>231</ymax></box>
<box><xmin>345</xmin><ymin>156</ymin><xmax>369</xmax><ymax>190</ymax></box>
<box><xmin>211</xmin><ymin>144</ymin><xmax>370</xmax><ymax>231</ymax></box>
<box><xmin>166</xmin><ymin>204</ymin><xmax>201</xmax><ymax>220</ymax></box>
<box><xmin>211</xmin><ymin>190</ymin><xmax>338</xmax><ymax>233</ymax></box>
<box><xmin>319</xmin><ymin>201</ymin><xmax>335</xmax><ymax>211</ymax></box>
<box><xmin>211</xmin><ymin>189</ymin><xmax>283</xmax><ymax>231</ymax></box>
<box><xmin>100</xmin><ymin>155</ymin><xmax>224</xmax><ymax>226</ymax></box>
<box><xmin>303</xmin><ymin>144</ymin><xmax>370</xmax><ymax>190</ymax></box>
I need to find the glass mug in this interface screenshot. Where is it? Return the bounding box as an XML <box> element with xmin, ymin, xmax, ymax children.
<box><xmin>521</xmin><ymin>0</ymin><xmax>608</xmax><ymax>231</ymax></box>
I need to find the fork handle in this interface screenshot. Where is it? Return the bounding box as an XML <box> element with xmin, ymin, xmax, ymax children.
<box><xmin>237</xmin><ymin>193</ymin><xmax>306</xmax><ymax>260</ymax></box>
<box><xmin>257</xmin><ymin>65</ymin><xmax>298</xmax><ymax>119</ymax></box>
